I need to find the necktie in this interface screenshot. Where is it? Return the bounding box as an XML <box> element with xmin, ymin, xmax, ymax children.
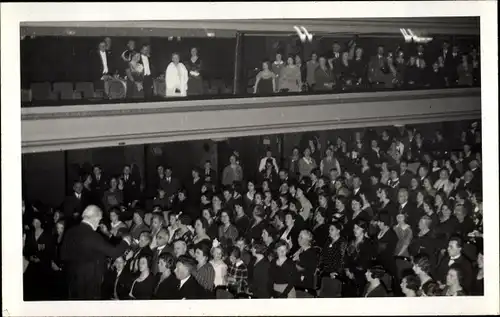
<box><xmin>125</xmin><ymin>175</ymin><xmax>128</xmax><ymax>181</ymax></box>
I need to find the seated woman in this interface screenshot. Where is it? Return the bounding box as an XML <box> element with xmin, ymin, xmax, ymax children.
<box><xmin>404</xmin><ymin>56</ymin><xmax>420</xmax><ymax>88</ymax></box>
<box><xmin>278</xmin><ymin>56</ymin><xmax>302</xmax><ymax>93</ymax></box>
<box><xmin>400</xmin><ymin>273</ymin><xmax>421</xmax><ymax>297</ymax></box>
<box><xmin>129</xmin><ymin>255</ymin><xmax>156</xmax><ymax>300</ymax></box>
<box><xmin>253</xmin><ymin>61</ymin><xmax>276</xmax><ymax>94</ymax></box>
<box><xmin>172</xmin><ymin>213</ymin><xmax>194</xmax><ymax>246</ymax></box>
<box><xmin>192</xmin><ymin>240</ymin><xmax>216</xmax><ymax>296</ymax></box>
<box><xmin>270</xmin><ymin>240</ymin><xmax>298</xmax><ymax>298</ymax></box>
<box><xmin>226</xmin><ymin>246</ymin><xmax>249</xmax><ymax>295</ymax></box>
<box><xmin>193</xmin><ymin>217</ymin><xmax>212</xmax><ymax>245</ymax></box>
<box><xmin>338</xmin><ymin>52</ymin><xmax>354</xmax><ymax>90</ymax></box>
<box><xmin>314</xmin><ymin>56</ymin><xmax>335</xmax><ymax>92</ymax></box>
<box><xmin>292</xmin><ymin>230</ymin><xmax>319</xmax><ymax>292</ymax></box>
<box><xmin>249</xmin><ymin>243</ymin><xmax>271</xmax><ymax>298</ymax></box>
<box><xmin>393</xmin><ymin>212</ymin><xmax>413</xmax><ymax>278</ymax></box>
<box><xmin>125</xmin><ymin>52</ymin><xmax>144</xmax><ymax>99</ymax></box>
<box><xmin>218</xmin><ymin>210</ymin><xmax>239</xmax><ymax>249</ymax></box>
<box><xmin>344</xmin><ymin>220</ymin><xmax>374</xmax><ymax>297</ymax></box>
<box><xmin>295</xmin><ymin>55</ymin><xmax>307</xmax><ymax>92</ymax></box>
<box><xmin>363</xmin><ymin>265</ymin><xmax>389</xmax><ymax>297</ymax></box>
<box><xmin>442</xmin><ymin>267</ymin><xmax>467</xmax><ymax>296</ymax></box>
<box><xmin>312</xmin><ymin>208</ymin><xmax>329</xmax><ymax>248</ymax></box>
<box><xmin>129</xmin><ymin>210</ymin><xmax>149</xmax><ymax>242</ymax></box>
<box><xmin>319</xmin><ymin>222</ymin><xmax>348</xmax><ymax>280</ymax></box>
<box><xmin>351</xmin><ymin>47</ymin><xmax>367</xmax><ymax>87</ymax></box>
<box><xmin>102</xmin><ymin>177</ymin><xmax>124</xmax><ymax>213</ymax></box>
<box><xmin>433</xmin><ymin>169</ymin><xmax>455</xmax><ymax>198</ymax></box>
<box><xmin>165</xmin><ymin>52</ymin><xmax>188</xmax><ymax>97</ymax></box>
<box><xmin>154</xmin><ymin>252</ymin><xmax>179</xmax><ymax>299</ymax></box>
<box><xmin>412</xmin><ymin>253</ymin><xmax>440</xmax><ymax>296</ymax></box>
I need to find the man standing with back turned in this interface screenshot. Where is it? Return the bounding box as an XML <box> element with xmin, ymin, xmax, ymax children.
<box><xmin>61</xmin><ymin>205</ymin><xmax>131</xmax><ymax>300</ymax></box>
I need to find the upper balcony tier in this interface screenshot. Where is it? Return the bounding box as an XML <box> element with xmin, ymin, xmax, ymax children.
<box><xmin>20</xmin><ymin>18</ymin><xmax>480</xmax><ymax>108</ymax></box>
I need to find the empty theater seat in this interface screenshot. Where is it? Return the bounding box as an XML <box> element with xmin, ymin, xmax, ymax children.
<box><xmin>30</xmin><ymin>82</ymin><xmax>57</xmax><ymax>101</ymax></box>
<box><xmin>53</xmin><ymin>82</ymin><xmax>74</xmax><ymax>100</ymax></box>
<box><xmin>154</xmin><ymin>78</ymin><xmax>166</xmax><ymax>97</ymax></box>
<box><xmin>75</xmin><ymin>82</ymin><xmax>96</xmax><ymax>99</ymax></box>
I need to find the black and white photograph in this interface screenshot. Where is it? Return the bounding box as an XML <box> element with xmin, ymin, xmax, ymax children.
<box><xmin>1</xmin><ymin>2</ymin><xmax>498</xmax><ymax>316</ymax></box>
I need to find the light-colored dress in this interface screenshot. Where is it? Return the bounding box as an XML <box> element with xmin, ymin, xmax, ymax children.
<box><xmin>165</xmin><ymin>62</ymin><xmax>188</xmax><ymax>97</ymax></box>
<box><xmin>279</xmin><ymin>66</ymin><xmax>301</xmax><ymax>92</ymax></box>
<box><xmin>210</xmin><ymin>260</ymin><xmax>228</xmax><ymax>287</ymax></box>
<box><xmin>393</xmin><ymin>224</ymin><xmax>413</xmax><ymax>257</ymax></box>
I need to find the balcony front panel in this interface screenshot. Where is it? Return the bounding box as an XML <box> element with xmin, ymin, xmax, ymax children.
<box><xmin>21</xmin><ymin>87</ymin><xmax>481</xmax><ymax>153</ymax></box>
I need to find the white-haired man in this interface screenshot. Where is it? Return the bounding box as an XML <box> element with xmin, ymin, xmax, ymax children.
<box><xmin>61</xmin><ymin>205</ymin><xmax>131</xmax><ymax>300</ymax></box>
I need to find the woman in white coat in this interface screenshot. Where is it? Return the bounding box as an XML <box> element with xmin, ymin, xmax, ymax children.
<box><xmin>165</xmin><ymin>52</ymin><xmax>188</xmax><ymax>97</ymax></box>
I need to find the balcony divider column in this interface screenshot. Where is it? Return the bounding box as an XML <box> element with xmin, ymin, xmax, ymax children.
<box><xmin>233</xmin><ymin>32</ymin><xmax>243</xmax><ymax>95</ymax></box>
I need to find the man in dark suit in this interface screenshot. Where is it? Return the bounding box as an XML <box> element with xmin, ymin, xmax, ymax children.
<box><xmin>91</xmin><ymin>165</ymin><xmax>108</xmax><ymax>205</ymax></box>
<box><xmin>173</xmin><ymin>255</ymin><xmax>205</xmax><ymax>299</ymax></box>
<box><xmin>366</xmin><ymin>139</ymin><xmax>382</xmax><ymax>168</ymax></box>
<box><xmin>151</xmin><ymin>228</ymin><xmax>173</xmax><ymax>275</ymax></box>
<box><xmin>61</xmin><ymin>205</ymin><xmax>131</xmax><ymax>300</ymax></box>
<box><xmin>399</xmin><ymin>160</ymin><xmax>415</xmax><ymax>189</ymax></box>
<box><xmin>202</xmin><ymin>160</ymin><xmax>217</xmax><ymax>185</ymax></box>
<box><xmin>397</xmin><ymin>188</ymin><xmax>422</xmax><ymax>233</ymax></box>
<box><xmin>434</xmin><ymin>235</ymin><xmax>473</xmax><ymax>293</ymax></box>
<box><xmin>139</xmin><ymin>44</ymin><xmax>154</xmax><ymax>98</ymax></box>
<box><xmin>330</xmin><ymin>42</ymin><xmax>343</xmax><ymax>81</ymax></box>
<box><xmin>455</xmin><ymin>170</ymin><xmax>480</xmax><ymax>194</ymax></box>
<box><xmin>154</xmin><ymin>253</ymin><xmax>180</xmax><ymax>299</ymax></box>
<box><xmin>187</xmin><ymin>167</ymin><xmax>203</xmax><ymax>208</ymax></box>
<box><xmin>368</xmin><ymin>45</ymin><xmax>387</xmax><ymax>86</ymax></box>
<box><xmin>351</xmin><ymin>175</ymin><xmax>364</xmax><ymax>199</ymax></box>
<box><xmin>162</xmin><ymin>166</ymin><xmax>181</xmax><ymax>201</ymax></box>
<box><xmin>443</xmin><ymin>44</ymin><xmax>461</xmax><ymax>86</ymax></box>
<box><xmin>63</xmin><ymin>181</ymin><xmax>89</xmax><ymax>227</ymax></box>
<box><xmin>122</xmin><ymin>164</ymin><xmax>141</xmax><ymax>206</ymax></box>
<box><xmin>101</xmin><ymin>255</ymin><xmax>133</xmax><ymax>300</ymax></box>
<box><xmin>90</xmin><ymin>41</ymin><xmax>116</xmax><ymax>91</ymax></box>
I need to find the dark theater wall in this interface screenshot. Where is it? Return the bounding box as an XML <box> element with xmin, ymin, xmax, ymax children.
<box><xmin>22</xmin><ymin>151</ymin><xmax>66</xmax><ymax>207</ymax></box>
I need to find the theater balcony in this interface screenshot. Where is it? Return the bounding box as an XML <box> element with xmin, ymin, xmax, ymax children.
<box><xmin>22</xmin><ymin>87</ymin><xmax>480</xmax><ymax>153</ymax></box>
<box><xmin>20</xmin><ymin>17</ymin><xmax>481</xmax><ymax>153</ymax></box>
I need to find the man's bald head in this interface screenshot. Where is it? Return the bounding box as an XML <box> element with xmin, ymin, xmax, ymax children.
<box><xmin>82</xmin><ymin>205</ymin><xmax>103</xmax><ymax>229</ymax></box>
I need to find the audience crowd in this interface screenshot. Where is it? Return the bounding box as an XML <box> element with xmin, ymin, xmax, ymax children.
<box><xmin>22</xmin><ymin>121</ymin><xmax>484</xmax><ymax>300</ymax></box>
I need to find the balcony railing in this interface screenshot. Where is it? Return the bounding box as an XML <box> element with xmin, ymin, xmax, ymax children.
<box><xmin>21</xmin><ymin>87</ymin><xmax>481</xmax><ymax>153</ymax></box>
